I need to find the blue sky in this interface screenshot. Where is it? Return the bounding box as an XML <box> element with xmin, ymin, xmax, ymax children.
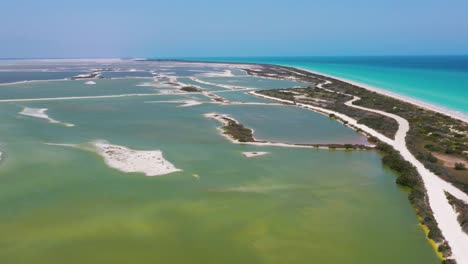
<box><xmin>1</xmin><ymin>0</ymin><xmax>467</xmax><ymax>58</ymax></box>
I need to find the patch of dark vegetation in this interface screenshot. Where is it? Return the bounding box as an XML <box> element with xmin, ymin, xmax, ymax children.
<box><xmin>180</xmin><ymin>86</ymin><xmax>201</xmax><ymax>92</ymax></box>
<box><xmin>442</xmin><ymin>259</ymin><xmax>456</xmax><ymax>264</ymax></box>
<box><xmin>221</xmin><ymin>118</ymin><xmax>254</xmax><ymax>142</ymax></box>
<box><xmin>455</xmin><ymin>163</ymin><xmax>466</xmax><ymax>170</ymax></box>
<box><xmin>301</xmin><ymin>143</ymin><xmax>371</xmax><ymax>150</ymax></box>
<box><xmin>375</xmin><ymin>142</ymin><xmax>453</xmax><ymax>259</ymax></box>
<box><xmin>357</xmin><ymin>116</ymin><xmax>399</xmax><ymax>139</ymax></box>
<box><xmin>446</xmin><ymin>192</ymin><xmax>468</xmax><ymax>234</ymax></box>
<box><xmin>256</xmin><ymin>90</ymin><xmax>296</xmax><ymax>102</ymax></box>
<box><xmin>71</xmin><ymin>73</ymin><xmax>99</xmax><ymax>80</ymax></box>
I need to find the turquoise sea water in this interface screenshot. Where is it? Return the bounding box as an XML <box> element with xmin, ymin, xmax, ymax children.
<box><xmin>186</xmin><ymin>56</ymin><xmax>468</xmax><ymax>115</ymax></box>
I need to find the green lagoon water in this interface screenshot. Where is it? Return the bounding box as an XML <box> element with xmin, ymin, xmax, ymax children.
<box><xmin>0</xmin><ymin>62</ymin><xmax>440</xmax><ymax>263</ymax></box>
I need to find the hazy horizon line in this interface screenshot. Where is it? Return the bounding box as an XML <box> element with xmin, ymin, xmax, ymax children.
<box><xmin>1</xmin><ymin>54</ymin><xmax>468</xmax><ymax>60</ymax></box>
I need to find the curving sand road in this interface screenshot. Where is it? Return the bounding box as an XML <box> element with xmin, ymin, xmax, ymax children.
<box><xmin>251</xmin><ymin>79</ymin><xmax>468</xmax><ymax>264</ymax></box>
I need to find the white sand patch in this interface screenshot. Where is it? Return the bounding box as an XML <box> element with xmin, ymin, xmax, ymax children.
<box><xmin>0</xmin><ymin>93</ymin><xmax>158</xmax><ymax>103</ymax></box>
<box><xmin>85</xmin><ymin>81</ymin><xmax>96</xmax><ymax>85</ymax></box>
<box><xmin>242</xmin><ymin>152</ymin><xmax>270</xmax><ymax>158</ymax></box>
<box><xmin>198</xmin><ymin>70</ymin><xmax>235</xmax><ymax>77</ymax></box>
<box><xmin>190</xmin><ymin>77</ymin><xmax>253</xmax><ymax>91</ymax></box>
<box><xmin>44</xmin><ymin>142</ymin><xmax>79</xmax><ymax>148</ymax></box>
<box><xmin>94</xmin><ymin>141</ymin><xmax>181</xmax><ymax>177</ymax></box>
<box><xmin>19</xmin><ymin>107</ymin><xmax>74</xmax><ymax>127</ymax></box>
<box><xmin>136</xmin><ymin>82</ymin><xmax>161</xmax><ymax>87</ymax></box>
<box><xmin>145</xmin><ymin>100</ymin><xmax>203</xmax><ymax>107</ymax></box>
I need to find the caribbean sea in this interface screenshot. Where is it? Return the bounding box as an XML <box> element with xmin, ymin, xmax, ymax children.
<box><xmin>185</xmin><ymin>56</ymin><xmax>468</xmax><ymax>115</ymax></box>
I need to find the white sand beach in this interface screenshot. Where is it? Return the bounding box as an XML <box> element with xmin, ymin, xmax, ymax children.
<box><xmin>242</xmin><ymin>151</ymin><xmax>270</xmax><ymax>158</ymax></box>
<box><xmin>145</xmin><ymin>100</ymin><xmax>204</xmax><ymax>107</ymax></box>
<box><xmin>84</xmin><ymin>81</ymin><xmax>96</xmax><ymax>85</ymax></box>
<box><xmin>197</xmin><ymin>69</ymin><xmax>235</xmax><ymax>77</ymax></box>
<box><xmin>290</xmin><ymin>68</ymin><xmax>468</xmax><ymax>123</ymax></box>
<box><xmin>94</xmin><ymin>141</ymin><xmax>181</xmax><ymax>177</ymax></box>
<box><xmin>190</xmin><ymin>77</ymin><xmax>253</xmax><ymax>91</ymax></box>
<box><xmin>19</xmin><ymin>107</ymin><xmax>74</xmax><ymax>127</ymax></box>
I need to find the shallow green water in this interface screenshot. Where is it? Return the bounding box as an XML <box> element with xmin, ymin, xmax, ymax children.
<box><xmin>0</xmin><ymin>78</ymin><xmax>156</xmax><ymax>100</ymax></box>
<box><xmin>0</xmin><ymin>74</ymin><xmax>440</xmax><ymax>263</ymax></box>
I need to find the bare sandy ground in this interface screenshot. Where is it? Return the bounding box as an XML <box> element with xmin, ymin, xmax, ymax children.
<box><xmin>19</xmin><ymin>107</ymin><xmax>74</xmax><ymax>127</ymax></box>
<box><xmin>242</xmin><ymin>152</ymin><xmax>270</xmax><ymax>158</ymax></box>
<box><xmin>432</xmin><ymin>152</ymin><xmax>468</xmax><ymax>168</ymax></box>
<box><xmin>45</xmin><ymin>141</ymin><xmax>181</xmax><ymax>177</ymax></box>
<box><xmin>94</xmin><ymin>141</ymin><xmax>181</xmax><ymax>177</ymax></box>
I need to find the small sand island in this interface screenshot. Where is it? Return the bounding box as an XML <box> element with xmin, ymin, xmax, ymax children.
<box><xmin>71</xmin><ymin>72</ymin><xmax>100</xmax><ymax>80</ymax></box>
<box><xmin>84</xmin><ymin>81</ymin><xmax>96</xmax><ymax>85</ymax></box>
<box><xmin>242</xmin><ymin>152</ymin><xmax>270</xmax><ymax>158</ymax></box>
<box><xmin>94</xmin><ymin>141</ymin><xmax>181</xmax><ymax>176</ymax></box>
<box><xmin>19</xmin><ymin>107</ymin><xmax>74</xmax><ymax>127</ymax></box>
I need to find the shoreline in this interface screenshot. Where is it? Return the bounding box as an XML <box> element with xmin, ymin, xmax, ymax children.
<box><xmin>179</xmin><ymin>59</ymin><xmax>468</xmax><ymax>123</ymax></box>
<box><xmin>94</xmin><ymin>141</ymin><xmax>181</xmax><ymax>177</ymax></box>
<box><xmin>272</xmin><ymin>65</ymin><xmax>468</xmax><ymax>123</ymax></box>
<box><xmin>251</xmin><ymin>82</ymin><xmax>468</xmax><ymax>263</ymax></box>
<box><xmin>204</xmin><ymin>112</ymin><xmax>372</xmax><ymax>150</ymax></box>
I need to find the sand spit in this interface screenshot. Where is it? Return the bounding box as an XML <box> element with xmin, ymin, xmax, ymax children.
<box><xmin>251</xmin><ymin>82</ymin><xmax>468</xmax><ymax>264</ymax></box>
<box><xmin>197</xmin><ymin>69</ymin><xmax>235</xmax><ymax>77</ymax></box>
<box><xmin>85</xmin><ymin>81</ymin><xmax>96</xmax><ymax>85</ymax></box>
<box><xmin>242</xmin><ymin>152</ymin><xmax>270</xmax><ymax>158</ymax></box>
<box><xmin>145</xmin><ymin>100</ymin><xmax>203</xmax><ymax>107</ymax></box>
<box><xmin>19</xmin><ymin>107</ymin><xmax>74</xmax><ymax>127</ymax></box>
<box><xmin>0</xmin><ymin>93</ymin><xmax>158</xmax><ymax>103</ymax></box>
<box><xmin>190</xmin><ymin>77</ymin><xmax>253</xmax><ymax>91</ymax></box>
<box><xmin>94</xmin><ymin>141</ymin><xmax>181</xmax><ymax>177</ymax></box>
<box><xmin>204</xmin><ymin>113</ymin><xmax>370</xmax><ymax>150</ymax></box>
<box><xmin>44</xmin><ymin>142</ymin><xmax>79</xmax><ymax>148</ymax></box>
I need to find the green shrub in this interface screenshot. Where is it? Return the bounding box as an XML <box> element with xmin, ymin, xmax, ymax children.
<box><xmin>455</xmin><ymin>163</ymin><xmax>466</xmax><ymax>170</ymax></box>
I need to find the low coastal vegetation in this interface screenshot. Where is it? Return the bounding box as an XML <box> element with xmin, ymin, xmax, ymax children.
<box><xmin>215</xmin><ymin>114</ymin><xmax>372</xmax><ymax>150</ymax></box>
<box><xmin>375</xmin><ymin>142</ymin><xmax>452</xmax><ymax>260</ymax></box>
<box><xmin>248</xmin><ymin>65</ymin><xmax>467</xmax><ymax>195</ymax></box>
<box><xmin>257</xmin><ymin>87</ymin><xmax>399</xmax><ymax>139</ymax></box>
<box><xmin>180</xmin><ymin>86</ymin><xmax>201</xmax><ymax>92</ymax></box>
<box><xmin>221</xmin><ymin>117</ymin><xmax>254</xmax><ymax>142</ymax></box>
<box><xmin>245</xmin><ymin>64</ymin><xmax>468</xmax><ymax>263</ymax></box>
<box><xmin>446</xmin><ymin>192</ymin><xmax>468</xmax><ymax>234</ymax></box>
